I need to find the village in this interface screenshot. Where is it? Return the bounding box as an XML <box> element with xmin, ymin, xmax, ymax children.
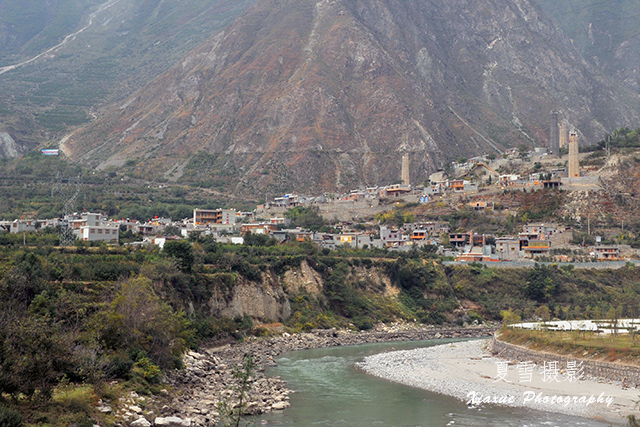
<box><xmin>2</xmin><ymin>124</ymin><xmax>637</xmax><ymax>264</ymax></box>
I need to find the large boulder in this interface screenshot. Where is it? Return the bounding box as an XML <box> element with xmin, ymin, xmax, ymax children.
<box><xmin>154</xmin><ymin>417</ymin><xmax>191</xmax><ymax>427</ymax></box>
<box><xmin>130</xmin><ymin>418</ymin><xmax>151</xmax><ymax>427</ymax></box>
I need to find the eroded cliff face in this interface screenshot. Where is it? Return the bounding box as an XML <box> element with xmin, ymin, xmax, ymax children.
<box><xmin>209</xmin><ymin>272</ymin><xmax>291</xmax><ymax>322</ymax></box>
<box><xmin>205</xmin><ymin>261</ymin><xmax>403</xmax><ymax>323</ymax></box>
<box><xmin>282</xmin><ymin>261</ymin><xmax>324</xmax><ymax>296</ymax></box>
<box><xmin>63</xmin><ymin>0</ymin><xmax>640</xmax><ymax>194</ymax></box>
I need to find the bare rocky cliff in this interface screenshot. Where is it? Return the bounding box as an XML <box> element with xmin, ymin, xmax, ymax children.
<box><xmin>63</xmin><ymin>0</ymin><xmax>640</xmax><ymax>194</ymax></box>
<box><xmin>0</xmin><ymin>132</ymin><xmax>21</xmax><ymax>158</ymax></box>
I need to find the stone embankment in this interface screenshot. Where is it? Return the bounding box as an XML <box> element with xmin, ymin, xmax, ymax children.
<box><xmin>492</xmin><ymin>337</ymin><xmax>640</xmax><ymax>386</ymax></box>
<box><xmin>123</xmin><ymin>326</ymin><xmax>494</xmax><ymax>427</ymax></box>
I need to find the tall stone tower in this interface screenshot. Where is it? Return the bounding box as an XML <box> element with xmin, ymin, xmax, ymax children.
<box><xmin>568</xmin><ymin>131</ymin><xmax>579</xmax><ymax>178</ymax></box>
<box><xmin>559</xmin><ymin>121</ymin><xmax>568</xmax><ymax>149</ymax></box>
<box><xmin>401</xmin><ymin>153</ymin><xmax>410</xmax><ymax>186</ymax></box>
<box><xmin>549</xmin><ymin>111</ymin><xmax>559</xmax><ymax>156</ymax></box>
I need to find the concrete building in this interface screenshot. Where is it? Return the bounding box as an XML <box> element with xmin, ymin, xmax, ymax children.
<box><xmin>521</xmin><ymin>239</ymin><xmax>550</xmax><ymax>257</ymax></box>
<box><xmin>568</xmin><ymin>131</ymin><xmax>580</xmax><ymax>178</ymax></box>
<box><xmin>311</xmin><ymin>232</ymin><xmax>375</xmax><ymax>250</ymax></box>
<box><xmin>456</xmin><ymin>245</ymin><xmax>496</xmax><ymax>262</ymax></box>
<box><xmin>402</xmin><ymin>222</ymin><xmax>449</xmax><ymax>235</ymax></box>
<box><xmin>116</xmin><ymin>220</ymin><xmax>139</xmax><ymax>232</ymax></box>
<box><xmin>380</xmin><ymin>184</ymin><xmax>412</xmax><ymax>198</ymax></box>
<box><xmin>594</xmin><ymin>246</ymin><xmax>621</xmax><ymax>260</ymax></box>
<box><xmin>68</xmin><ymin>212</ymin><xmax>102</xmax><ymax>230</ymax></box>
<box><xmin>499</xmin><ymin>174</ymin><xmax>520</xmax><ymax>184</ymax></box>
<box><xmin>522</xmin><ymin>223</ymin><xmax>558</xmax><ymax>238</ymax></box>
<box><xmin>273</xmin><ymin>194</ymin><xmax>300</xmax><ymax>207</ymax></box>
<box><xmin>181</xmin><ymin>224</ymin><xmax>209</xmax><ymax>239</ymax></box>
<box><xmin>449</xmin><ymin>232</ymin><xmax>471</xmax><ymax>248</ymax></box>
<box><xmin>194</xmin><ymin>209</ymin><xmax>236</xmax><ymax>226</ymax></box>
<box><xmin>75</xmin><ymin>225</ymin><xmax>119</xmax><ymax>243</ymax></box>
<box><xmin>424</xmin><ymin>182</ymin><xmax>446</xmax><ymax>196</ymax></box>
<box><xmin>240</xmin><ymin>223</ymin><xmax>277</xmax><ymax>235</ymax></box>
<box><xmin>337</xmin><ymin>233</ymin><xmax>375</xmax><ymax>249</ymax></box>
<box><xmin>10</xmin><ymin>219</ymin><xmax>37</xmax><ymax>234</ymax></box>
<box><xmin>71</xmin><ymin>213</ymin><xmax>119</xmax><ymax>243</ymax></box>
<box><xmin>380</xmin><ymin>226</ymin><xmax>407</xmax><ymax>247</ymax></box>
<box><xmin>135</xmin><ymin>223</ymin><xmax>158</xmax><ymax>235</ymax></box>
<box><xmin>495</xmin><ymin>237</ymin><xmax>520</xmax><ymax>261</ymax></box>
<box><xmin>366</xmin><ymin>187</ymin><xmax>379</xmax><ymax>197</ymax></box>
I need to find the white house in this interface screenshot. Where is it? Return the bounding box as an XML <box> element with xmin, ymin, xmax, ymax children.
<box><xmin>71</xmin><ymin>213</ymin><xmax>119</xmax><ymax>243</ymax></box>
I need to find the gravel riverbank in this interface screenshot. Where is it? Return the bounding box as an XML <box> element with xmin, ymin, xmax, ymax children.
<box><xmin>359</xmin><ymin>339</ymin><xmax>639</xmax><ymax>425</ymax></box>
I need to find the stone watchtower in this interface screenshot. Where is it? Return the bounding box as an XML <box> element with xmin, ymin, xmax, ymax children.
<box><xmin>568</xmin><ymin>131</ymin><xmax>579</xmax><ymax>178</ymax></box>
<box><xmin>549</xmin><ymin>111</ymin><xmax>560</xmax><ymax>156</ymax></box>
<box><xmin>401</xmin><ymin>153</ymin><xmax>410</xmax><ymax>187</ymax></box>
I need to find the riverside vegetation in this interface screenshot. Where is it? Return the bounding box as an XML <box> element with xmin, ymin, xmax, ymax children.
<box><xmin>1</xmin><ymin>230</ymin><xmax>640</xmax><ymax>425</ymax></box>
<box><xmin>499</xmin><ymin>320</ymin><xmax>640</xmax><ymax>365</ymax></box>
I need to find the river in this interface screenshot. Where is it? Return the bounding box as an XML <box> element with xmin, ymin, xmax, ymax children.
<box><xmin>255</xmin><ymin>339</ymin><xmax>610</xmax><ymax>426</ymax></box>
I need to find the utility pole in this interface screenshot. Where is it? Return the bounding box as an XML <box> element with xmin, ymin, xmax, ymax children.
<box><xmin>586</xmin><ymin>190</ymin><xmax>591</xmax><ymax>236</ymax></box>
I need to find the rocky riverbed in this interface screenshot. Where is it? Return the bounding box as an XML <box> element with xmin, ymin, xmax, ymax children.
<box><xmin>125</xmin><ymin>325</ymin><xmax>494</xmax><ymax>426</ymax></box>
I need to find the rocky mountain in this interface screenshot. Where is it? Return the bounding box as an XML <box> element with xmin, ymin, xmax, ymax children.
<box><xmin>62</xmin><ymin>0</ymin><xmax>640</xmax><ymax>194</ymax></box>
<box><xmin>0</xmin><ymin>0</ymin><xmax>255</xmax><ymax>153</ymax></box>
<box><xmin>537</xmin><ymin>0</ymin><xmax>640</xmax><ymax>93</ymax></box>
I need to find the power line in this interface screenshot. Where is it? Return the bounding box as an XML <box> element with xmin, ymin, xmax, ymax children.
<box><xmin>53</xmin><ymin>172</ymin><xmax>83</xmax><ymax>246</ymax></box>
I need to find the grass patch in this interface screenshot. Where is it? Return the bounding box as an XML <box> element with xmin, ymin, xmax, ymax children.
<box><xmin>500</xmin><ymin>327</ymin><xmax>640</xmax><ymax>365</ymax></box>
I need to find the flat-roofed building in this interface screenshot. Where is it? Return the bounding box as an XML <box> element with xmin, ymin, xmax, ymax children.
<box><xmin>495</xmin><ymin>237</ymin><xmax>520</xmax><ymax>261</ymax></box>
<box><xmin>594</xmin><ymin>246</ymin><xmax>621</xmax><ymax>260</ymax></box>
<box><xmin>194</xmin><ymin>209</ymin><xmax>236</xmax><ymax>226</ymax></box>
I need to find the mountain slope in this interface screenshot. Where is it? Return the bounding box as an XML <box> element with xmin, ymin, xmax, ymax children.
<box><xmin>0</xmin><ymin>0</ymin><xmax>100</xmax><ymax>64</ymax></box>
<box><xmin>0</xmin><ymin>0</ymin><xmax>256</xmax><ymax>155</ymax></box>
<box><xmin>63</xmin><ymin>0</ymin><xmax>640</xmax><ymax>194</ymax></box>
<box><xmin>536</xmin><ymin>0</ymin><xmax>640</xmax><ymax>93</ymax></box>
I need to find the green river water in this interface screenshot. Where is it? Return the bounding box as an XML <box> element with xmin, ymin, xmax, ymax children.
<box><xmin>254</xmin><ymin>339</ymin><xmax>612</xmax><ymax>427</ymax></box>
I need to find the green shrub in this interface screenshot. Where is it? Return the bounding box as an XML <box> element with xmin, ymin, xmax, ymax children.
<box><xmin>0</xmin><ymin>406</ymin><xmax>22</xmax><ymax>427</ymax></box>
<box><xmin>132</xmin><ymin>357</ymin><xmax>161</xmax><ymax>383</ymax></box>
<box><xmin>101</xmin><ymin>276</ymin><xmax>193</xmax><ymax>371</ymax></box>
<box><xmin>353</xmin><ymin>316</ymin><xmax>374</xmax><ymax>331</ymax></box>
